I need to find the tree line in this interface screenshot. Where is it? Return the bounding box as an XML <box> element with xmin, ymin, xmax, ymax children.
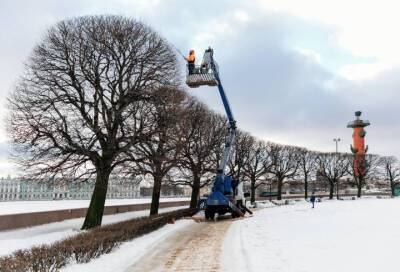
<box><xmin>7</xmin><ymin>16</ymin><xmax>400</xmax><ymax>229</ymax></box>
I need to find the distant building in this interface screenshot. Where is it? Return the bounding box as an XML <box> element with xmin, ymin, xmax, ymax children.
<box><xmin>0</xmin><ymin>179</ymin><xmax>20</xmax><ymax>201</ymax></box>
<box><xmin>140</xmin><ymin>184</ymin><xmax>186</xmax><ymax>197</ymax></box>
<box><xmin>0</xmin><ymin>177</ymin><xmax>141</xmax><ymax>201</ymax></box>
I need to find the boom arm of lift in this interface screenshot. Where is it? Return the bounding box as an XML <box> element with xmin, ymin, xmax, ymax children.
<box><xmin>188</xmin><ymin>48</ymin><xmax>244</xmax><ymax>218</ymax></box>
<box><xmin>207</xmin><ymin>49</ymin><xmax>244</xmax><ymax>216</ymax></box>
<box><xmin>208</xmin><ymin>49</ymin><xmax>236</xmax><ymax>181</ymax></box>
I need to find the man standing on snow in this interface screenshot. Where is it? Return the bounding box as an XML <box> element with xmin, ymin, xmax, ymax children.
<box><xmin>310</xmin><ymin>192</ymin><xmax>316</xmax><ymax>208</ymax></box>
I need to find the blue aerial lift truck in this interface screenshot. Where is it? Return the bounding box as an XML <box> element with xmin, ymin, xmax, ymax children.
<box><xmin>186</xmin><ymin>47</ymin><xmax>252</xmax><ymax>220</ymax></box>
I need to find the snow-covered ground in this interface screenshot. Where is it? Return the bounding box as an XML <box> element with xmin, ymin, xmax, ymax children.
<box><xmin>223</xmin><ymin>198</ymin><xmax>400</xmax><ymax>272</ymax></box>
<box><xmin>0</xmin><ymin>198</ymin><xmax>189</xmax><ymax>215</ymax></box>
<box><xmin>0</xmin><ymin>206</ymin><xmax>187</xmax><ymax>257</ymax></box>
<box><xmin>62</xmin><ymin>219</ymin><xmax>195</xmax><ymax>272</ymax></box>
<box><xmin>7</xmin><ymin>198</ymin><xmax>399</xmax><ymax>271</ymax></box>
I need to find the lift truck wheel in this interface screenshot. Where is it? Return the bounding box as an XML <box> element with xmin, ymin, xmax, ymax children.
<box><xmin>231</xmin><ymin>211</ymin><xmax>239</xmax><ymax>218</ymax></box>
<box><xmin>210</xmin><ymin>211</ymin><xmax>215</xmax><ymax>220</ymax></box>
<box><xmin>205</xmin><ymin>207</ymin><xmax>215</xmax><ymax>220</ymax></box>
<box><xmin>205</xmin><ymin>208</ymin><xmax>210</xmax><ymax>220</ymax></box>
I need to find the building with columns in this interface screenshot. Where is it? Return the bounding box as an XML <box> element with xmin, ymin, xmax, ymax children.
<box><xmin>0</xmin><ymin>177</ymin><xmax>141</xmax><ymax>201</ymax></box>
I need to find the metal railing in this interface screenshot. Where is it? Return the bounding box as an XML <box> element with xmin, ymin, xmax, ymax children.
<box><xmin>186</xmin><ymin>63</ymin><xmax>218</xmax><ymax>75</ymax></box>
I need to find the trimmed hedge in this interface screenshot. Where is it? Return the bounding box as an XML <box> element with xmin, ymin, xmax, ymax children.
<box><xmin>0</xmin><ymin>208</ymin><xmax>197</xmax><ymax>272</ymax></box>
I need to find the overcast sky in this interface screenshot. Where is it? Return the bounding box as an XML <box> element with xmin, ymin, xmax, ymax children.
<box><xmin>1</xmin><ymin>0</ymin><xmax>399</xmax><ymax>177</ymax></box>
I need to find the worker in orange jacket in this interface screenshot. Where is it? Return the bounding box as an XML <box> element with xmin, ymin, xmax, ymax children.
<box><xmin>186</xmin><ymin>49</ymin><xmax>195</xmax><ymax>74</ymax></box>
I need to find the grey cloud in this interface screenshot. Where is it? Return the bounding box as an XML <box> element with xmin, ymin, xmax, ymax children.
<box><xmin>183</xmin><ymin>13</ymin><xmax>354</xmax><ymax>149</ymax></box>
<box><xmin>0</xmin><ymin>0</ymin><xmax>399</xmax><ymax>165</ymax></box>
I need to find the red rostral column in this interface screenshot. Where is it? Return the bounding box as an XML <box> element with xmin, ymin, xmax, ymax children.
<box><xmin>347</xmin><ymin>111</ymin><xmax>370</xmax><ymax>176</ymax></box>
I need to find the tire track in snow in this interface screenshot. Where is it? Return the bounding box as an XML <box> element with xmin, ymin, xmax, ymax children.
<box><xmin>128</xmin><ymin>219</ymin><xmax>232</xmax><ymax>272</ymax></box>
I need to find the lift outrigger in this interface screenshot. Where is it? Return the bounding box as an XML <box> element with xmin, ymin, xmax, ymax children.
<box><xmin>186</xmin><ymin>48</ymin><xmax>251</xmax><ymax>220</ymax></box>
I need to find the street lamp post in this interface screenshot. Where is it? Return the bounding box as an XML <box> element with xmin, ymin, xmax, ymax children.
<box><xmin>333</xmin><ymin>138</ymin><xmax>341</xmax><ymax>199</ymax></box>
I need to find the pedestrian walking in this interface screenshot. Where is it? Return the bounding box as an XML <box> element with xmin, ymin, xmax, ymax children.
<box><xmin>310</xmin><ymin>192</ymin><xmax>316</xmax><ymax>208</ymax></box>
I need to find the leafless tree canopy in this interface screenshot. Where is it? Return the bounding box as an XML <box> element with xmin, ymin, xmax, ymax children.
<box><xmin>243</xmin><ymin>140</ymin><xmax>272</xmax><ymax>203</ymax></box>
<box><xmin>131</xmin><ymin>87</ymin><xmax>186</xmax><ymax>215</ymax></box>
<box><xmin>228</xmin><ymin>130</ymin><xmax>254</xmax><ymax>182</ymax></box>
<box><xmin>173</xmin><ymin>98</ymin><xmax>225</xmax><ymax>208</ymax></box>
<box><xmin>347</xmin><ymin>153</ymin><xmax>381</xmax><ymax>197</ymax></box>
<box><xmin>297</xmin><ymin>148</ymin><xmax>318</xmax><ymax>199</ymax></box>
<box><xmin>317</xmin><ymin>152</ymin><xmax>349</xmax><ymax>199</ymax></box>
<box><xmin>8</xmin><ymin>15</ymin><xmax>178</xmax><ymax>179</ymax></box>
<box><xmin>7</xmin><ymin>15</ymin><xmax>179</xmax><ymax>229</ymax></box>
<box><xmin>379</xmin><ymin>156</ymin><xmax>400</xmax><ymax>196</ymax></box>
<box><xmin>268</xmin><ymin>144</ymin><xmax>299</xmax><ymax>200</ymax></box>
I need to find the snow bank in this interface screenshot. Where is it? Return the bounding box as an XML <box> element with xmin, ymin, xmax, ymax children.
<box><xmin>222</xmin><ymin>198</ymin><xmax>400</xmax><ymax>272</ymax></box>
<box><xmin>254</xmin><ymin>201</ymin><xmax>276</xmax><ymax>208</ymax></box>
<box><xmin>0</xmin><ymin>206</ymin><xmax>186</xmax><ymax>257</ymax></box>
<box><xmin>61</xmin><ymin>219</ymin><xmax>194</xmax><ymax>272</ymax></box>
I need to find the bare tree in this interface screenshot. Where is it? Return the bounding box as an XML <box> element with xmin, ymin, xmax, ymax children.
<box><xmin>208</xmin><ymin>115</ymin><xmax>229</xmax><ymax>173</ymax></box>
<box><xmin>173</xmin><ymin>99</ymin><xmax>223</xmax><ymax>208</ymax></box>
<box><xmin>379</xmin><ymin>156</ymin><xmax>400</xmax><ymax>196</ymax></box>
<box><xmin>7</xmin><ymin>16</ymin><xmax>178</xmax><ymax>229</ymax></box>
<box><xmin>244</xmin><ymin>140</ymin><xmax>272</xmax><ymax>204</ymax></box>
<box><xmin>317</xmin><ymin>152</ymin><xmax>349</xmax><ymax>199</ymax></box>
<box><xmin>297</xmin><ymin>148</ymin><xmax>318</xmax><ymax>199</ymax></box>
<box><xmin>347</xmin><ymin>154</ymin><xmax>381</xmax><ymax>198</ymax></box>
<box><xmin>227</xmin><ymin>130</ymin><xmax>254</xmax><ymax>183</ymax></box>
<box><xmin>131</xmin><ymin>87</ymin><xmax>186</xmax><ymax>215</ymax></box>
<box><xmin>268</xmin><ymin>144</ymin><xmax>299</xmax><ymax>200</ymax></box>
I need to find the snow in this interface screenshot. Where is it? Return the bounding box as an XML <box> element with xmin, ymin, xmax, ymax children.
<box><xmin>252</xmin><ymin>200</ymin><xmax>276</xmax><ymax>208</ymax></box>
<box><xmin>6</xmin><ymin>197</ymin><xmax>399</xmax><ymax>271</ymax></box>
<box><xmin>223</xmin><ymin>198</ymin><xmax>400</xmax><ymax>272</ymax></box>
<box><xmin>0</xmin><ymin>206</ymin><xmax>187</xmax><ymax>257</ymax></box>
<box><xmin>61</xmin><ymin>219</ymin><xmax>195</xmax><ymax>272</ymax></box>
<box><xmin>0</xmin><ymin>198</ymin><xmax>189</xmax><ymax>215</ymax></box>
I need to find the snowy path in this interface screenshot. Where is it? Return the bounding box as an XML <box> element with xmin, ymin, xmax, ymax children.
<box><xmin>62</xmin><ymin>219</ymin><xmax>196</xmax><ymax>272</ymax></box>
<box><xmin>0</xmin><ymin>206</ymin><xmax>186</xmax><ymax>257</ymax></box>
<box><xmin>128</xmin><ymin>219</ymin><xmax>232</xmax><ymax>272</ymax></box>
<box><xmin>57</xmin><ymin>198</ymin><xmax>400</xmax><ymax>272</ymax></box>
<box><xmin>222</xmin><ymin>198</ymin><xmax>400</xmax><ymax>272</ymax></box>
<box><xmin>61</xmin><ymin>215</ymin><xmax>236</xmax><ymax>272</ymax></box>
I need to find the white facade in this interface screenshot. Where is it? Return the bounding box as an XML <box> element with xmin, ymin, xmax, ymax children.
<box><xmin>0</xmin><ymin>177</ymin><xmax>141</xmax><ymax>201</ymax></box>
<box><xmin>0</xmin><ymin>179</ymin><xmax>20</xmax><ymax>201</ymax></box>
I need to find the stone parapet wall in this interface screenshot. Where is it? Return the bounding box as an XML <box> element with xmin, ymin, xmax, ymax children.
<box><xmin>0</xmin><ymin>200</ymin><xmax>190</xmax><ymax>231</ymax></box>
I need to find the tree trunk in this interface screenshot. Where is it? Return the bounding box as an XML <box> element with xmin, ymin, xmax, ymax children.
<box><xmin>150</xmin><ymin>174</ymin><xmax>162</xmax><ymax>215</ymax></box>
<box><xmin>336</xmin><ymin>179</ymin><xmax>340</xmax><ymax>200</ymax></box>
<box><xmin>329</xmin><ymin>183</ymin><xmax>334</xmax><ymax>199</ymax></box>
<box><xmin>81</xmin><ymin>168</ymin><xmax>111</xmax><ymax>230</ymax></box>
<box><xmin>304</xmin><ymin>179</ymin><xmax>308</xmax><ymax>200</ymax></box>
<box><xmin>190</xmin><ymin>175</ymin><xmax>200</xmax><ymax>208</ymax></box>
<box><xmin>357</xmin><ymin>183</ymin><xmax>362</xmax><ymax>198</ymax></box>
<box><xmin>250</xmin><ymin>178</ymin><xmax>256</xmax><ymax>204</ymax></box>
<box><xmin>277</xmin><ymin>179</ymin><xmax>283</xmax><ymax>200</ymax></box>
<box><xmin>391</xmin><ymin>180</ymin><xmax>395</xmax><ymax>197</ymax></box>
